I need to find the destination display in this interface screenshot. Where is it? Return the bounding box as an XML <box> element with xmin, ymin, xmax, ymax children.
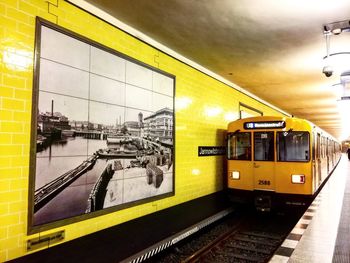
<box><xmin>244</xmin><ymin>121</ymin><xmax>286</xmax><ymax>129</ymax></box>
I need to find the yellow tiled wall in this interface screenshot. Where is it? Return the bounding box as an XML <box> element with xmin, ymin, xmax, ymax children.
<box><xmin>0</xmin><ymin>0</ymin><xmax>286</xmax><ymax>261</ymax></box>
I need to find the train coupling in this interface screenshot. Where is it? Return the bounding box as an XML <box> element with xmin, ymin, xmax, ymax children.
<box><xmin>254</xmin><ymin>195</ymin><xmax>271</xmax><ymax>212</ymax></box>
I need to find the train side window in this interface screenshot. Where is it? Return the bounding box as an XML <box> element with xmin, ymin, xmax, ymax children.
<box><xmin>277</xmin><ymin>131</ymin><xmax>310</xmax><ymax>162</ymax></box>
<box><xmin>254</xmin><ymin>132</ymin><xmax>274</xmax><ymax>161</ymax></box>
<box><xmin>227</xmin><ymin>132</ymin><xmax>251</xmax><ymax>160</ymax></box>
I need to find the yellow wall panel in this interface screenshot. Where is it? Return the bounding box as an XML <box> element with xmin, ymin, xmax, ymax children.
<box><xmin>0</xmin><ymin>0</ymin><xmax>286</xmax><ymax>261</ymax></box>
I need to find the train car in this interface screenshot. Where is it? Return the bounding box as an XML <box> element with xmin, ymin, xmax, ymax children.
<box><xmin>226</xmin><ymin>116</ymin><xmax>341</xmax><ymax>211</ymax></box>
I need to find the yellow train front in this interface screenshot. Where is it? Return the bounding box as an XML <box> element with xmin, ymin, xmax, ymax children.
<box><xmin>226</xmin><ymin>116</ymin><xmax>341</xmax><ymax>211</ymax></box>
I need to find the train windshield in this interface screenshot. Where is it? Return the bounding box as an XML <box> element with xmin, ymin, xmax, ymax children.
<box><xmin>254</xmin><ymin>132</ymin><xmax>274</xmax><ymax>161</ymax></box>
<box><xmin>277</xmin><ymin>132</ymin><xmax>310</xmax><ymax>162</ymax></box>
<box><xmin>227</xmin><ymin>132</ymin><xmax>251</xmax><ymax>160</ymax></box>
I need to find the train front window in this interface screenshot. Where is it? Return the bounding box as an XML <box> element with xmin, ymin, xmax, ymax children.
<box><xmin>277</xmin><ymin>132</ymin><xmax>310</xmax><ymax>162</ymax></box>
<box><xmin>227</xmin><ymin>132</ymin><xmax>251</xmax><ymax>160</ymax></box>
<box><xmin>254</xmin><ymin>132</ymin><xmax>274</xmax><ymax>161</ymax></box>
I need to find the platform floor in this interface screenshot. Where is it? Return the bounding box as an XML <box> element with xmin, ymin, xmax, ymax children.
<box><xmin>271</xmin><ymin>154</ymin><xmax>350</xmax><ymax>263</ymax></box>
<box><xmin>9</xmin><ymin>192</ymin><xmax>233</xmax><ymax>263</ymax></box>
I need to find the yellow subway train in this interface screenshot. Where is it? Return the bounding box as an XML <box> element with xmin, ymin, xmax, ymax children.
<box><xmin>226</xmin><ymin>116</ymin><xmax>341</xmax><ymax>211</ymax></box>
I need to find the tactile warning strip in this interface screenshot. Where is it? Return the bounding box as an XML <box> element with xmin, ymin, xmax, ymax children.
<box><xmin>269</xmin><ymin>196</ymin><xmax>322</xmax><ymax>262</ymax></box>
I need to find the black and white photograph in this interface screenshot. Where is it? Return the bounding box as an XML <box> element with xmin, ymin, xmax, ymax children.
<box><xmin>31</xmin><ymin>23</ymin><xmax>175</xmax><ymax>227</ymax></box>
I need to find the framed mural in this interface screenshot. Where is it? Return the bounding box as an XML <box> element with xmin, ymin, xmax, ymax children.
<box><xmin>28</xmin><ymin>18</ymin><xmax>175</xmax><ymax>233</ymax></box>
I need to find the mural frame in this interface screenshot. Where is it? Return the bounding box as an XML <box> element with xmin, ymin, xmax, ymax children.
<box><xmin>28</xmin><ymin>17</ymin><xmax>175</xmax><ymax>234</ymax></box>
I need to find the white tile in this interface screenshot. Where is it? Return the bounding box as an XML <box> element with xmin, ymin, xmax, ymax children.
<box><xmin>38</xmin><ymin>91</ymin><xmax>88</xmax><ymax>122</ymax></box>
<box><xmin>291</xmin><ymin>228</ymin><xmax>305</xmax><ymax>235</ymax></box>
<box><xmin>89</xmin><ymin>101</ymin><xmax>125</xmax><ymax>127</ymax></box>
<box><xmin>152</xmin><ymin>71</ymin><xmax>174</xmax><ymax>96</ymax></box>
<box><xmin>152</xmin><ymin>93</ymin><xmax>174</xmax><ymax>112</ymax></box>
<box><xmin>39</xmin><ymin>58</ymin><xmax>89</xmax><ymax>99</ymax></box>
<box><xmin>89</xmin><ymin>74</ymin><xmax>125</xmax><ymax>106</ymax></box>
<box><xmin>298</xmin><ymin>219</ymin><xmax>311</xmax><ymax>225</ymax></box>
<box><xmin>90</xmin><ymin>46</ymin><xmax>125</xmax><ymax>82</ymax></box>
<box><xmin>304</xmin><ymin>211</ymin><xmax>315</xmax><ymax>216</ymax></box>
<box><xmin>268</xmin><ymin>255</ymin><xmax>289</xmax><ymax>263</ymax></box>
<box><xmin>281</xmin><ymin>239</ymin><xmax>298</xmax><ymax>249</ymax></box>
<box><xmin>41</xmin><ymin>26</ymin><xmax>90</xmax><ymax>71</ymax></box>
<box><xmin>126</xmin><ymin>61</ymin><xmax>152</xmax><ymax>90</ymax></box>
<box><xmin>125</xmin><ymin>84</ymin><xmax>152</xmax><ymax>111</ymax></box>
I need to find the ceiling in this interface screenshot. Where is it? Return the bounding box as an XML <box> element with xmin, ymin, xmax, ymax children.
<box><xmin>83</xmin><ymin>0</ymin><xmax>350</xmax><ymax>140</ymax></box>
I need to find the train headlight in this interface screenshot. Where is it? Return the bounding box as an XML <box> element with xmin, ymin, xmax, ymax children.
<box><xmin>231</xmin><ymin>171</ymin><xmax>240</xmax><ymax>180</ymax></box>
<box><xmin>292</xmin><ymin>174</ymin><xmax>305</xmax><ymax>184</ymax></box>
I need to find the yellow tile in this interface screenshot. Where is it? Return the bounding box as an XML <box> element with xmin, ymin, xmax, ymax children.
<box><xmin>11</xmin><ymin>134</ymin><xmax>29</xmax><ymax>144</ymax></box>
<box><xmin>0</xmin><ymin>127</ymin><xmax>12</xmax><ymax>139</ymax></box>
<box><xmin>0</xmin><ymin>110</ymin><xmax>14</xmax><ymax>122</ymax></box>
<box><xmin>0</xmin><ymin>86</ymin><xmax>14</xmax><ymax>97</ymax></box>
<box><xmin>0</xmin><ymin>2</ymin><xmax>5</xmax><ymax>13</ymax></box>
<box><xmin>0</xmin><ymin>202</ymin><xmax>9</xmax><ymax>214</ymax></box>
<box><xmin>0</xmin><ymin>180</ymin><xmax>10</xmax><ymax>192</ymax></box>
<box><xmin>6</xmin><ymin>6</ymin><xmax>31</xmax><ymax>23</ymax></box>
<box><xmin>8</xmin><ymin>224</ymin><xmax>26</xmax><ymax>236</ymax></box>
<box><xmin>0</xmin><ymin>214</ymin><xmax>20</xmax><ymax>226</ymax></box>
<box><xmin>0</xmin><ymin>226</ymin><xmax>8</xmax><ymax>239</ymax></box>
<box><xmin>8</xmin><ymin>201</ymin><xmax>26</xmax><ymax>213</ymax></box>
<box><xmin>3</xmin><ymin>74</ymin><xmax>26</xmax><ymax>89</ymax></box>
<box><xmin>14</xmin><ymin>88</ymin><xmax>31</xmax><ymax>100</ymax></box>
<box><xmin>2</xmin><ymin>0</ymin><xmax>18</xmax><ymax>8</ymax></box>
<box><xmin>0</xmin><ymin>145</ymin><xmax>22</xmax><ymax>158</ymax></box>
<box><xmin>18</xmin><ymin>0</ymin><xmax>38</xmax><ymax>16</ymax></box>
<box><xmin>0</xmin><ymin>157</ymin><xmax>11</xmax><ymax>167</ymax></box>
<box><xmin>13</xmin><ymin>111</ymin><xmax>31</xmax><ymax>122</ymax></box>
<box><xmin>0</xmin><ymin>250</ymin><xmax>8</xmax><ymax>263</ymax></box>
<box><xmin>2</xmin><ymin>98</ymin><xmax>25</xmax><ymax>111</ymax></box>
<box><xmin>0</xmin><ymin>122</ymin><xmax>24</xmax><ymax>133</ymax></box>
<box><xmin>0</xmin><ymin>236</ymin><xmax>19</xmax><ymax>254</ymax></box>
<box><xmin>11</xmin><ymin>156</ymin><xmax>29</xmax><ymax>167</ymax></box>
<box><xmin>7</xmin><ymin>246</ymin><xmax>27</xmax><ymax>262</ymax></box>
<box><xmin>9</xmin><ymin>178</ymin><xmax>27</xmax><ymax>190</ymax></box>
<box><xmin>17</xmin><ymin>21</ymin><xmax>34</xmax><ymax>36</ymax></box>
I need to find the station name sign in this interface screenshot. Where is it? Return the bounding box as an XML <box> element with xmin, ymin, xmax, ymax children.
<box><xmin>198</xmin><ymin>146</ymin><xmax>226</xmax><ymax>156</ymax></box>
<box><xmin>244</xmin><ymin>121</ymin><xmax>286</xmax><ymax>129</ymax></box>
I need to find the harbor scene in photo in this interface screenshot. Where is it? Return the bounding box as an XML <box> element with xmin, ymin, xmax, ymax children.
<box><xmin>32</xmin><ymin>25</ymin><xmax>175</xmax><ymax>226</ymax></box>
<box><xmin>34</xmin><ymin>104</ymin><xmax>173</xmax><ymax>225</ymax></box>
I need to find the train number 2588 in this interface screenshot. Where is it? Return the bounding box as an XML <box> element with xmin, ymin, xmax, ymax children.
<box><xmin>258</xmin><ymin>180</ymin><xmax>271</xmax><ymax>185</ymax></box>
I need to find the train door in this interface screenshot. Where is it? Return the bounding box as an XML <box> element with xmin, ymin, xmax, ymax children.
<box><xmin>326</xmin><ymin>138</ymin><xmax>330</xmax><ymax>173</ymax></box>
<box><xmin>316</xmin><ymin>133</ymin><xmax>322</xmax><ymax>186</ymax></box>
<box><xmin>253</xmin><ymin>131</ymin><xmax>275</xmax><ymax>191</ymax></box>
<box><xmin>312</xmin><ymin>132</ymin><xmax>317</xmax><ymax>191</ymax></box>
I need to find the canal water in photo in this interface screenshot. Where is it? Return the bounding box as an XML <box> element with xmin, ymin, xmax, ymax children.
<box><xmin>34</xmin><ymin>137</ymin><xmax>109</xmax><ymax>225</ymax></box>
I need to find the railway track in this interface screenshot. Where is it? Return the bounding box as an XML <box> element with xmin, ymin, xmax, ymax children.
<box><xmin>146</xmin><ymin>207</ymin><xmax>305</xmax><ymax>263</ymax></box>
<box><xmin>183</xmin><ymin>228</ymin><xmax>284</xmax><ymax>263</ymax></box>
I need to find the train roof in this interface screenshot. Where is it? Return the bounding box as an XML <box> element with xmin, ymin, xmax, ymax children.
<box><xmin>227</xmin><ymin>116</ymin><xmax>339</xmax><ymax>143</ymax></box>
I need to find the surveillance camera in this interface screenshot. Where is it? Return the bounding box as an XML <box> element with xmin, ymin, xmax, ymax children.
<box><xmin>322</xmin><ymin>65</ymin><xmax>333</xmax><ymax>77</ymax></box>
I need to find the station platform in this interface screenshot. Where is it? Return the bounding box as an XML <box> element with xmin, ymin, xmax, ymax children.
<box><xmin>271</xmin><ymin>154</ymin><xmax>350</xmax><ymax>263</ymax></box>
<box><xmin>9</xmin><ymin>192</ymin><xmax>233</xmax><ymax>263</ymax></box>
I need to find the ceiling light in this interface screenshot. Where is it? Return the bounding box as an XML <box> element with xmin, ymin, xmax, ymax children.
<box><xmin>323</xmin><ymin>52</ymin><xmax>350</xmax><ymax>75</ymax></box>
<box><xmin>323</xmin><ymin>20</ymin><xmax>350</xmax><ymax>36</ymax></box>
